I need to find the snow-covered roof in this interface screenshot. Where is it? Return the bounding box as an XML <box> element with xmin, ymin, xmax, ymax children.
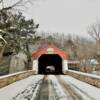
<box><xmin>90</xmin><ymin>59</ymin><xmax>99</xmax><ymax>65</ymax></box>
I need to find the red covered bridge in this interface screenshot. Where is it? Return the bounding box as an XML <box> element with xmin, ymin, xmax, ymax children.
<box><xmin>32</xmin><ymin>45</ymin><xmax>68</xmax><ymax>74</ymax></box>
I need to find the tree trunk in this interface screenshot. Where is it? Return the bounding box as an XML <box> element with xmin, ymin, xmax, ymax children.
<box><xmin>0</xmin><ymin>45</ymin><xmax>6</xmax><ymax>61</ymax></box>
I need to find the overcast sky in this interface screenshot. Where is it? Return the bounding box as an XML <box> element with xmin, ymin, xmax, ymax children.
<box><xmin>23</xmin><ymin>0</ymin><xmax>100</xmax><ymax>37</ymax></box>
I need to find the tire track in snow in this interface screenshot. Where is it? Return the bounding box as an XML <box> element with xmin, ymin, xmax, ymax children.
<box><xmin>35</xmin><ymin>75</ymin><xmax>49</xmax><ymax>100</ymax></box>
<box><xmin>56</xmin><ymin>75</ymin><xmax>84</xmax><ymax>100</ymax></box>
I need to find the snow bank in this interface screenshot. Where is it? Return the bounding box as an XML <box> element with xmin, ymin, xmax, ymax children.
<box><xmin>0</xmin><ymin>75</ymin><xmax>44</xmax><ymax>100</ymax></box>
<box><xmin>62</xmin><ymin>75</ymin><xmax>100</xmax><ymax>100</ymax></box>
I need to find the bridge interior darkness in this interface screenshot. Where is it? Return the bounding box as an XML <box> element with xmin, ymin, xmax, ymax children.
<box><xmin>38</xmin><ymin>54</ymin><xmax>63</xmax><ymax>74</ymax></box>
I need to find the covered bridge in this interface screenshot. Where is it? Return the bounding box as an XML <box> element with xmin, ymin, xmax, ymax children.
<box><xmin>32</xmin><ymin>45</ymin><xmax>68</xmax><ymax>74</ymax></box>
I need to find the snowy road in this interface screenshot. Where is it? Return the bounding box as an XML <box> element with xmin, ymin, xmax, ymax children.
<box><xmin>35</xmin><ymin>76</ymin><xmax>49</xmax><ymax>100</ymax></box>
<box><xmin>0</xmin><ymin>75</ymin><xmax>100</xmax><ymax>100</ymax></box>
<box><xmin>56</xmin><ymin>76</ymin><xmax>84</xmax><ymax>100</ymax></box>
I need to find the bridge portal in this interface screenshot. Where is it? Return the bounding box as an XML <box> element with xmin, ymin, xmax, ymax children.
<box><xmin>38</xmin><ymin>54</ymin><xmax>62</xmax><ymax>74</ymax></box>
<box><xmin>32</xmin><ymin>45</ymin><xmax>68</xmax><ymax>74</ymax></box>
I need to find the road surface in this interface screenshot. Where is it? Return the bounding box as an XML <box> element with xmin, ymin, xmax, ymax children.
<box><xmin>0</xmin><ymin>75</ymin><xmax>100</xmax><ymax>100</ymax></box>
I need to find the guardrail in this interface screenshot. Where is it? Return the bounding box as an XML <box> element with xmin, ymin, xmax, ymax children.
<box><xmin>0</xmin><ymin>70</ymin><xmax>34</xmax><ymax>88</ymax></box>
<box><xmin>65</xmin><ymin>70</ymin><xmax>100</xmax><ymax>88</ymax></box>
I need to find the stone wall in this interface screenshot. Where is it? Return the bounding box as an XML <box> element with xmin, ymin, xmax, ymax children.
<box><xmin>0</xmin><ymin>70</ymin><xmax>34</xmax><ymax>88</ymax></box>
<box><xmin>9</xmin><ymin>52</ymin><xmax>28</xmax><ymax>73</ymax></box>
<box><xmin>65</xmin><ymin>70</ymin><xmax>100</xmax><ymax>88</ymax></box>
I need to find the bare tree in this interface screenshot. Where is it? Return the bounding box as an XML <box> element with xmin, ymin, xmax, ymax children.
<box><xmin>88</xmin><ymin>22</ymin><xmax>100</xmax><ymax>62</ymax></box>
<box><xmin>88</xmin><ymin>22</ymin><xmax>100</xmax><ymax>40</ymax></box>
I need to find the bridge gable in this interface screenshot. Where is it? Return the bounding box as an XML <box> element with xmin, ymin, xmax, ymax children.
<box><xmin>32</xmin><ymin>45</ymin><xmax>68</xmax><ymax>60</ymax></box>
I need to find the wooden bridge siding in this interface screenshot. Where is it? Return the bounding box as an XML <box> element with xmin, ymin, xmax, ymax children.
<box><xmin>65</xmin><ymin>70</ymin><xmax>100</xmax><ymax>88</ymax></box>
<box><xmin>0</xmin><ymin>70</ymin><xmax>34</xmax><ymax>88</ymax></box>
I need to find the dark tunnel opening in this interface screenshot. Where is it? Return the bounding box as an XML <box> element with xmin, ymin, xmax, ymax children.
<box><xmin>38</xmin><ymin>54</ymin><xmax>63</xmax><ymax>74</ymax></box>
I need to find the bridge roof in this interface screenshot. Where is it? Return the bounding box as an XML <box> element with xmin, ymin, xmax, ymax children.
<box><xmin>32</xmin><ymin>45</ymin><xmax>68</xmax><ymax>60</ymax></box>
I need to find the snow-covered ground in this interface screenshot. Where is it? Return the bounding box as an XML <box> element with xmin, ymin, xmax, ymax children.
<box><xmin>0</xmin><ymin>75</ymin><xmax>44</xmax><ymax>100</ymax></box>
<box><xmin>0</xmin><ymin>75</ymin><xmax>100</xmax><ymax>100</ymax></box>
<box><xmin>91</xmin><ymin>71</ymin><xmax>100</xmax><ymax>76</ymax></box>
<box><xmin>48</xmin><ymin>75</ymin><xmax>67</xmax><ymax>100</ymax></box>
<box><xmin>61</xmin><ymin>75</ymin><xmax>100</xmax><ymax>100</ymax></box>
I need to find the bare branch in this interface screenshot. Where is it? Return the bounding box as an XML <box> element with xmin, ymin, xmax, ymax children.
<box><xmin>1</xmin><ymin>0</ymin><xmax>23</xmax><ymax>11</ymax></box>
<box><xmin>88</xmin><ymin>22</ymin><xmax>100</xmax><ymax>41</ymax></box>
<box><xmin>0</xmin><ymin>0</ymin><xmax>34</xmax><ymax>11</ymax></box>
